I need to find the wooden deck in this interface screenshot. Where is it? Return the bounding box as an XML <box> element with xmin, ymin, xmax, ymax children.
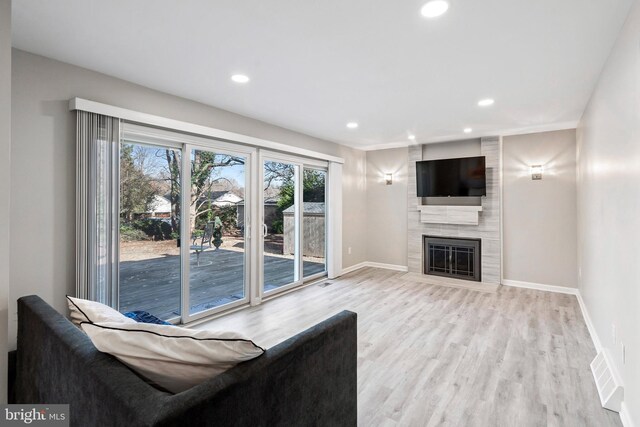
<box><xmin>119</xmin><ymin>248</ymin><xmax>325</xmax><ymax>318</ymax></box>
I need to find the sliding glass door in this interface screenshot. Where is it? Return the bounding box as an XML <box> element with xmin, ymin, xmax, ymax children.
<box><xmin>262</xmin><ymin>159</ymin><xmax>299</xmax><ymax>292</ymax></box>
<box><xmin>302</xmin><ymin>168</ymin><xmax>326</xmax><ymax>278</ymax></box>
<box><xmin>187</xmin><ymin>147</ymin><xmax>248</xmax><ymax>317</ymax></box>
<box><xmin>117</xmin><ymin>127</ymin><xmax>253</xmax><ymax>322</ymax></box>
<box><xmin>118</xmin><ymin>141</ymin><xmax>183</xmax><ymax>320</ymax></box>
<box><xmin>116</xmin><ymin>125</ymin><xmax>328</xmax><ymax>322</ymax></box>
<box><xmin>261</xmin><ymin>156</ymin><xmax>327</xmax><ymax>296</ymax></box>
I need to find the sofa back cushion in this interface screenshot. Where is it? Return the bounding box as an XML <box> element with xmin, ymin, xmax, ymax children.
<box><xmin>66</xmin><ymin>296</ymin><xmax>136</xmax><ymax>326</ymax></box>
<box><xmin>80</xmin><ymin>321</ymin><xmax>265</xmax><ymax>393</ymax></box>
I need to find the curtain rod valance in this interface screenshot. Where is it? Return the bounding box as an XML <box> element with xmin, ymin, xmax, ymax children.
<box><xmin>69</xmin><ymin>97</ymin><xmax>345</xmax><ymax>164</ymax></box>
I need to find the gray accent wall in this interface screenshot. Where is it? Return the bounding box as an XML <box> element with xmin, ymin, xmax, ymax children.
<box><xmin>0</xmin><ymin>0</ymin><xmax>11</xmax><ymax>405</ymax></box>
<box><xmin>407</xmin><ymin>137</ymin><xmax>501</xmax><ymax>284</ymax></box>
<box><xmin>421</xmin><ymin>138</ymin><xmax>480</xmax><ymax>160</ymax></box>
<box><xmin>365</xmin><ymin>148</ymin><xmax>408</xmax><ymax>267</ymax></box>
<box><xmin>577</xmin><ymin>1</ymin><xmax>640</xmax><ymax>421</ymax></box>
<box><xmin>9</xmin><ymin>49</ymin><xmax>367</xmax><ymax>349</ymax></box>
<box><xmin>503</xmin><ymin>129</ymin><xmax>578</xmax><ymax>288</ymax></box>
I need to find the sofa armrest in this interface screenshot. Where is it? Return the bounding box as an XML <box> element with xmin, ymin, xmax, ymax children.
<box><xmin>153</xmin><ymin>310</ymin><xmax>358</xmax><ymax>427</ymax></box>
<box><xmin>15</xmin><ymin>295</ymin><xmax>169</xmax><ymax>427</ymax></box>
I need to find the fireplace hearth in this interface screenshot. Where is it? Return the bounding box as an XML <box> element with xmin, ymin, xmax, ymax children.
<box><xmin>423</xmin><ymin>236</ymin><xmax>481</xmax><ymax>282</ymax></box>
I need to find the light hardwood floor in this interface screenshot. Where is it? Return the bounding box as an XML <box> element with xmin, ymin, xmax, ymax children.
<box><xmin>195</xmin><ymin>267</ymin><xmax>621</xmax><ymax>427</ymax></box>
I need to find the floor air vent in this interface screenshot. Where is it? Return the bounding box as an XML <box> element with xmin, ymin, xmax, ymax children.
<box><xmin>590</xmin><ymin>351</ymin><xmax>624</xmax><ymax>412</ymax></box>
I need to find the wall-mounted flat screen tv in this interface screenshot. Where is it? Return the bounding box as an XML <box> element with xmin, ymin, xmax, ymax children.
<box><xmin>416</xmin><ymin>156</ymin><xmax>486</xmax><ymax>197</ymax></box>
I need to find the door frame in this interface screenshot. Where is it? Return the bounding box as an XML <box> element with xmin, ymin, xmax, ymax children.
<box><xmin>117</xmin><ymin>136</ymin><xmax>184</xmax><ymax>323</ymax></box>
<box><xmin>300</xmin><ymin>164</ymin><xmax>329</xmax><ymax>283</ymax></box>
<box><xmin>258</xmin><ymin>151</ymin><xmax>328</xmax><ymax>301</ymax></box>
<box><xmin>180</xmin><ymin>141</ymin><xmax>257</xmax><ymax>324</ymax></box>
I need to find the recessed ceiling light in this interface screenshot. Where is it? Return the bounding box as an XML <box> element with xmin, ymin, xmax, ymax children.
<box><xmin>231</xmin><ymin>74</ymin><xmax>250</xmax><ymax>84</ymax></box>
<box><xmin>478</xmin><ymin>98</ymin><xmax>495</xmax><ymax>107</ymax></box>
<box><xmin>346</xmin><ymin>122</ymin><xmax>359</xmax><ymax>129</ymax></box>
<box><xmin>421</xmin><ymin>0</ymin><xmax>450</xmax><ymax>18</ymax></box>
<box><xmin>408</xmin><ymin>134</ymin><xmax>416</xmax><ymax>141</ymax></box>
<box><xmin>463</xmin><ymin>128</ymin><xmax>472</xmax><ymax>133</ymax></box>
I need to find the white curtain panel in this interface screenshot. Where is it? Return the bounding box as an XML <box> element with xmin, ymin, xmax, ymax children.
<box><xmin>76</xmin><ymin>111</ymin><xmax>120</xmax><ymax>307</ymax></box>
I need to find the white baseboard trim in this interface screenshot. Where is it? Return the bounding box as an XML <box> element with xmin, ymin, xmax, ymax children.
<box><xmin>365</xmin><ymin>262</ymin><xmax>409</xmax><ymax>272</ymax></box>
<box><xmin>620</xmin><ymin>402</ymin><xmax>637</xmax><ymax>427</ymax></box>
<box><xmin>576</xmin><ymin>291</ymin><xmax>602</xmax><ymax>352</ymax></box>
<box><xmin>341</xmin><ymin>262</ymin><xmax>368</xmax><ymax>275</ymax></box>
<box><xmin>502</xmin><ymin>279</ymin><xmax>579</xmax><ymax>295</ymax></box>
<box><xmin>340</xmin><ymin>261</ymin><xmax>408</xmax><ymax>275</ymax></box>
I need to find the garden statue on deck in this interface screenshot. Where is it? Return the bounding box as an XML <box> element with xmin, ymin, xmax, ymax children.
<box><xmin>212</xmin><ymin>216</ymin><xmax>223</xmax><ymax>249</ymax></box>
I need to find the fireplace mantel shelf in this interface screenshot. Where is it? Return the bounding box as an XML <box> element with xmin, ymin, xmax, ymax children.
<box><xmin>417</xmin><ymin>205</ymin><xmax>483</xmax><ymax>225</ymax></box>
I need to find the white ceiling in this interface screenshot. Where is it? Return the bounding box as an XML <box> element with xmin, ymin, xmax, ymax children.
<box><xmin>12</xmin><ymin>0</ymin><xmax>633</xmax><ymax>149</ymax></box>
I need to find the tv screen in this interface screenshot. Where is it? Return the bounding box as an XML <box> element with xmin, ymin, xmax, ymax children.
<box><xmin>416</xmin><ymin>156</ymin><xmax>486</xmax><ymax>197</ymax></box>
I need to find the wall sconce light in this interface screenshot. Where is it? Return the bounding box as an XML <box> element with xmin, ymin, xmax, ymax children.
<box><xmin>530</xmin><ymin>165</ymin><xmax>544</xmax><ymax>180</ymax></box>
<box><xmin>385</xmin><ymin>173</ymin><xmax>393</xmax><ymax>185</ymax></box>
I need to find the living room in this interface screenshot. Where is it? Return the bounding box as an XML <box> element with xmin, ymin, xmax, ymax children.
<box><xmin>1</xmin><ymin>1</ymin><xmax>639</xmax><ymax>426</ymax></box>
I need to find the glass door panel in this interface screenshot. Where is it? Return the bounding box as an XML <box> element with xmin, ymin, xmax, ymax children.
<box><xmin>263</xmin><ymin>160</ymin><xmax>298</xmax><ymax>291</ymax></box>
<box><xmin>189</xmin><ymin>148</ymin><xmax>247</xmax><ymax>315</ymax></box>
<box><xmin>118</xmin><ymin>142</ymin><xmax>182</xmax><ymax>320</ymax></box>
<box><xmin>302</xmin><ymin>168</ymin><xmax>327</xmax><ymax>278</ymax></box>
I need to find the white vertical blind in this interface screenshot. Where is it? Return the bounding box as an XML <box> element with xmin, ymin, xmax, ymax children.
<box><xmin>76</xmin><ymin>111</ymin><xmax>120</xmax><ymax>306</ymax></box>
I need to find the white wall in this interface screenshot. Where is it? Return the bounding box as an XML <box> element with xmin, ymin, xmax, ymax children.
<box><xmin>577</xmin><ymin>0</ymin><xmax>640</xmax><ymax>422</ymax></box>
<box><xmin>365</xmin><ymin>148</ymin><xmax>408</xmax><ymax>267</ymax></box>
<box><xmin>341</xmin><ymin>147</ymin><xmax>368</xmax><ymax>267</ymax></box>
<box><xmin>364</xmin><ymin>134</ymin><xmax>575</xmax><ymax>279</ymax></box>
<box><xmin>503</xmin><ymin>129</ymin><xmax>577</xmax><ymax>288</ymax></box>
<box><xmin>9</xmin><ymin>49</ymin><xmax>367</xmax><ymax>349</ymax></box>
<box><xmin>0</xmin><ymin>0</ymin><xmax>11</xmax><ymax>404</ymax></box>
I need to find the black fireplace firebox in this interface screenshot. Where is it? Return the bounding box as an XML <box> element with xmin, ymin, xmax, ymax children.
<box><xmin>423</xmin><ymin>236</ymin><xmax>481</xmax><ymax>282</ymax></box>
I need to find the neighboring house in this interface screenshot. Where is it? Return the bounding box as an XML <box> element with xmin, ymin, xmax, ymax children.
<box><xmin>205</xmin><ymin>190</ymin><xmax>243</xmax><ymax>207</ymax></box>
<box><xmin>283</xmin><ymin>202</ymin><xmax>325</xmax><ymax>258</ymax></box>
<box><xmin>146</xmin><ymin>191</ymin><xmax>242</xmax><ymax>219</ymax></box>
<box><xmin>146</xmin><ymin>195</ymin><xmax>172</xmax><ymax>218</ymax></box>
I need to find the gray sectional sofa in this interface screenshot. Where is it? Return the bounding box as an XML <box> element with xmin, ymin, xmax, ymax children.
<box><xmin>10</xmin><ymin>295</ymin><xmax>357</xmax><ymax>427</ymax></box>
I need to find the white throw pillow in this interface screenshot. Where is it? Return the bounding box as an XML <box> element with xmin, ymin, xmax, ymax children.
<box><xmin>66</xmin><ymin>296</ymin><xmax>136</xmax><ymax>326</ymax></box>
<box><xmin>80</xmin><ymin>321</ymin><xmax>265</xmax><ymax>393</ymax></box>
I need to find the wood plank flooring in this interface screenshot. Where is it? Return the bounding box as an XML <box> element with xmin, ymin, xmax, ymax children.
<box><xmin>195</xmin><ymin>267</ymin><xmax>621</xmax><ymax>427</ymax></box>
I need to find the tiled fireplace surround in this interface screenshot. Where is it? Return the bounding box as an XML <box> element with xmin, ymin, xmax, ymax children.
<box><xmin>407</xmin><ymin>137</ymin><xmax>501</xmax><ymax>284</ymax></box>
